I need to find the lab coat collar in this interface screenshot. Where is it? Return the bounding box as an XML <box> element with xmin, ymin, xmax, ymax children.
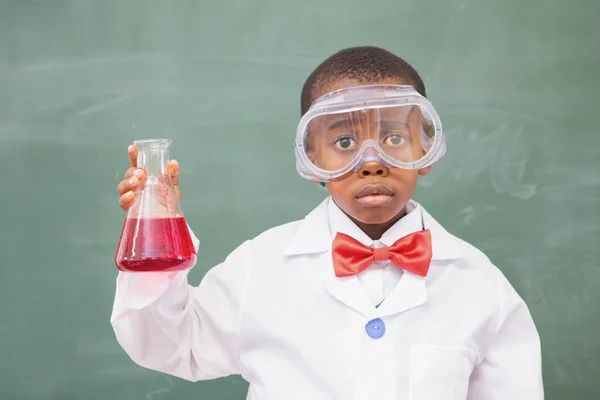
<box><xmin>283</xmin><ymin>197</ymin><xmax>462</xmax><ymax>261</ymax></box>
<box><xmin>284</xmin><ymin>197</ymin><xmax>463</xmax><ymax>319</ymax></box>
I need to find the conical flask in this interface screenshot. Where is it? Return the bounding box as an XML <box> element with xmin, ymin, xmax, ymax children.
<box><xmin>115</xmin><ymin>138</ymin><xmax>197</xmax><ymax>272</ymax></box>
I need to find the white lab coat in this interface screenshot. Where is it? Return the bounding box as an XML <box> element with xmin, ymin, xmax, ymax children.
<box><xmin>111</xmin><ymin>197</ymin><xmax>544</xmax><ymax>400</ymax></box>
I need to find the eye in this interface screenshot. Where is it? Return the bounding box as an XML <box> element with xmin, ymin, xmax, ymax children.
<box><xmin>382</xmin><ymin>133</ymin><xmax>409</xmax><ymax>147</ymax></box>
<box><xmin>333</xmin><ymin>136</ymin><xmax>358</xmax><ymax>150</ymax></box>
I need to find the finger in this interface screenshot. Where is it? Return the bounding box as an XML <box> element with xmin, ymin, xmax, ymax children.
<box><xmin>128</xmin><ymin>145</ymin><xmax>139</xmax><ymax>169</ymax></box>
<box><xmin>119</xmin><ymin>191</ymin><xmax>136</xmax><ymax>211</ymax></box>
<box><xmin>138</xmin><ymin>172</ymin><xmax>147</xmax><ymax>192</ymax></box>
<box><xmin>165</xmin><ymin>160</ymin><xmax>181</xmax><ymax>201</ymax></box>
<box><xmin>167</xmin><ymin>159</ymin><xmax>180</xmax><ymax>186</ymax></box>
<box><xmin>124</xmin><ymin>167</ymin><xmax>135</xmax><ymax>180</ymax></box>
<box><xmin>117</xmin><ymin>176</ymin><xmax>140</xmax><ymax>196</ymax></box>
<box><xmin>124</xmin><ymin>167</ymin><xmax>146</xmax><ymax>180</ymax></box>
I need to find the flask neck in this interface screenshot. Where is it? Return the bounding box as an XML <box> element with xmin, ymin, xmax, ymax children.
<box><xmin>134</xmin><ymin>139</ymin><xmax>171</xmax><ymax>175</ymax></box>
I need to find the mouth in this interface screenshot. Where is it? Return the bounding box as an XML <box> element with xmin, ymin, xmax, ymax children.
<box><xmin>355</xmin><ymin>184</ymin><xmax>395</xmax><ymax>207</ymax></box>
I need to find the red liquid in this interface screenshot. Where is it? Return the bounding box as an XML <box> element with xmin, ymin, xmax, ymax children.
<box><xmin>115</xmin><ymin>217</ymin><xmax>197</xmax><ymax>272</ymax></box>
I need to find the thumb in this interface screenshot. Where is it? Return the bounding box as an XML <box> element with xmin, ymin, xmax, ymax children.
<box><xmin>167</xmin><ymin>159</ymin><xmax>180</xmax><ymax>184</ymax></box>
<box><xmin>167</xmin><ymin>159</ymin><xmax>181</xmax><ymax>200</ymax></box>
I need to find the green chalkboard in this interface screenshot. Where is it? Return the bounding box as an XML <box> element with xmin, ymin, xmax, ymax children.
<box><xmin>0</xmin><ymin>0</ymin><xmax>599</xmax><ymax>399</ymax></box>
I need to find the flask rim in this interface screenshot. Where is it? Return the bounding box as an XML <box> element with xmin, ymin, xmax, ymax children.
<box><xmin>133</xmin><ymin>138</ymin><xmax>172</xmax><ymax>148</ymax></box>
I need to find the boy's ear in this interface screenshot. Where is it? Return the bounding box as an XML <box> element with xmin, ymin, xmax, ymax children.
<box><xmin>418</xmin><ymin>146</ymin><xmax>432</xmax><ymax>176</ymax></box>
<box><xmin>418</xmin><ymin>166</ymin><xmax>431</xmax><ymax>176</ymax></box>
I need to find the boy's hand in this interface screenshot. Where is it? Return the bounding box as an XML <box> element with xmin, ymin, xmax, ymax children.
<box><xmin>117</xmin><ymin>144</ymin><xmax>182</xmax><ymax>212</ymax></box>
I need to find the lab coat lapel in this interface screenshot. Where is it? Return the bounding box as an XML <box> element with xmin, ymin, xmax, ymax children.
<box><xmin>284</xmin><ymin>198</ymin><xmax>375</xmax><ymax>318</ymax></box>
<box><xmin>376</xmin><ymin>207</ymin><xmax>463</xmax><ymax>317</ymax></box>
<box><xmin>321</xmin><ymin>253</ymin><xmax>377</xmax><ymax>319</ymax></box>
<box><xmin>376</xmin><ymin>272</ymin><xmax>427</xmax><ymax>317</ymax></box>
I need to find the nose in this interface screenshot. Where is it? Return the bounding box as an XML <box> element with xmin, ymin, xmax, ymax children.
<box><xmin>358</xmin><ymin>161</ymin><xmax>389</xmax><ymax>178</ymax></box>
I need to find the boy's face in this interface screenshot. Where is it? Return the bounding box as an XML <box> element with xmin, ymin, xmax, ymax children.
<box><xmin>311</xmin><ymin>77</ymin><xmax>431</xmax><ymax>225</ymax></box>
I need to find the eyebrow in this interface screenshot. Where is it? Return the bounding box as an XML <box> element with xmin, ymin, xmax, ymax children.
<box><xmin>327</xmin><ymin>119</ymin><xmax>409</xmax><ymax>131</ymax></box>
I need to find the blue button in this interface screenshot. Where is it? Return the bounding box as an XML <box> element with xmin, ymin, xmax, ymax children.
<box><xmin>365</xmin><ymin>318</ymin><xmax>385</xmax><ymax>339</ymax></box>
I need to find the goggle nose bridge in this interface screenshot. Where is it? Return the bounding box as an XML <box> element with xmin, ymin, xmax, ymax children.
<box><xmin>351</xmin><ymin>141</ymin><xmax>393</xmax><ymax>172</ymax></box>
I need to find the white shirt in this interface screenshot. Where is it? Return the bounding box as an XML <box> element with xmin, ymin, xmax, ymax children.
<box><xmin>111</xmin><ymin>197</ymin><xmax>544</xmax><ymax>400</ymax></box>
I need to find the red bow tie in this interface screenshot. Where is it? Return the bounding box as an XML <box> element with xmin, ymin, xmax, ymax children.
<box><xmin>331</xmin><ymin>230</ymin><xmax>433</xmax><ymax>278</ymax></box>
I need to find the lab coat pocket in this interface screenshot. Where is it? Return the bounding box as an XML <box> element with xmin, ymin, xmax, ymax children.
<box><xmin>409</xmin><ymin>345</ymin><xmax>476</xmax><ymax>400</ymax></box>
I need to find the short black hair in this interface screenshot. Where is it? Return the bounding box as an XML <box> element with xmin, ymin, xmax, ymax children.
<box><xmin>301</xmin><ymin>46</ymin><xmax>426</xmax><ymax>115</ymax></box>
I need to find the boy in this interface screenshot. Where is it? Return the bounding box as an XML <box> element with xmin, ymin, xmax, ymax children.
<box><xmin>111</xmin><ymin>46</ymin><xmax>543</xmax><ymax>399</ymax></box>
